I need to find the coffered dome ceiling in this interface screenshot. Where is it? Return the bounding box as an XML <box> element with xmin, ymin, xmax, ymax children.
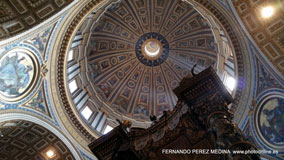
<box><xmin>0</xmin><ymin>0</ymin><xmax>73</xmax><ymax>40</ymax></box>
<box><xmin>84</xmin><ymin>0</ymin><xmax>218</xmax><ymax>121</ymax></box>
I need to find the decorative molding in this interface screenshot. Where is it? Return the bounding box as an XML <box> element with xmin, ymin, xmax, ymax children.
<box><xmin>55</xmin><ymin>0</ymin><xmax>108</xmax><ymax>142</ymax></box>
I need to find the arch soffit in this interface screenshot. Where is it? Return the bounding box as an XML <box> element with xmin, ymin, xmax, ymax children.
<box><xmin>0</xmin><ymin>112</ymin><xmax>84</xmax><ymax>160</ymax></box>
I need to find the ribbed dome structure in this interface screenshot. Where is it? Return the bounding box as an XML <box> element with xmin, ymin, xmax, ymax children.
<box><xmin>85</xmin><ymin>0</ymin><xmax>218</xmax><ymax>121</ymax></box>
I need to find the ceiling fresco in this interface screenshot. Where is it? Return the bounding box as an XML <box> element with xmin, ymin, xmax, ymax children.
<box><xmin>86</xmin><ymin>0</ymin><xmax>218</xmax><ymax>121</ymax></box>
<box><xmin>0</xmin><ymin>0</ymin><xmax>283</xmax><ymax>159</ymax></box>
<box><xmin>0</xmin><ymin>0</ymin><xmax>73</xmax><ymax>40</ymax></box>
<box><xmin>232</xmin><ymin>0</ymin><xmax>284</xmax><ymax>75</ymax></box>
<box><xmin>0</xmin><ymin>120</ymin><xmax>75</xmax><ymax>160</ymax></box>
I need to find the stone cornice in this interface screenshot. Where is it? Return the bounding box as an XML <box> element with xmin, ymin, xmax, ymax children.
<box><xmin>56</xmin><ymin>0</ymin><xmax>109</xmax><ymax>142</ymax></box>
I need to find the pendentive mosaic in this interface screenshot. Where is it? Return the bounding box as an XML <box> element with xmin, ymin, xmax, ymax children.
<box><xmin>0</xmin><ymin>49</ymin><xmax>39</xmax><ymax>102</ymax></box>
<box><xmin>257</xmin><ymin>97</ymin><xmax>284</xmax><ymax>147</ymax></box>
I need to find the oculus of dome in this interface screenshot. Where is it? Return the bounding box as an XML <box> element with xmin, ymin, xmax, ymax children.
<box><xmin>142</xmin><ymin>39</ymin><xmax>162</xmax><ymax>59</ymax></box>
<box><xmin>135</xmin><ymin>32</ymin><xmax>169</xmax><ymax>67</ymax></box>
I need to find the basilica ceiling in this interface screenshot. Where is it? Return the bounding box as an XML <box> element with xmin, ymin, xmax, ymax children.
<box><xmin>0</xmin><ymin>0</ymin><xmax>282</xmax><ymax>159</ymax></box>
<box><xmin>0</xmin><ymin>120</ymin><xmax>75</xmax><ymax>160</ymax></box>
<box><xmin>0</xmin><ymin>0</ymin><xmax>73</xmax><ymax>40</ymax></box>
<box><xmin>232</xmin><ymin>0</ymin><xmax>284</xmax><ymax>75</ymax></box>
<box><xmin>84</xmin><ymin>0</ymin><xmax>218</xmax><ymax>121</ymax></box>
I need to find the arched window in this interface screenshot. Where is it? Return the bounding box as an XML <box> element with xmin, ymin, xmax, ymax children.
<box><xmin>81</xmin><ymin>106</ymin><xmax>93</xmax><ymax>120</ymax></box>
<box><xmin>68</xmin><ymin>50</ymin><xmax>74</xmax><ymax>61</ymax></box>
<box><xmin>68</xmin><ymin>80</ymin><xmax>78</xmax><ymax>93</ymax></box>
<box><xmin>223</xmin><ymin>71</ymin><xmax>236</xmax><ymax>92</ymax></box>
<box><xmin>103</xmin><ymin>125</ymin><xmax>113</xmax><ymax>135</ymax></box>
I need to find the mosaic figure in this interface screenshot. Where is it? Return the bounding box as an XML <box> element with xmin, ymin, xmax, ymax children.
<box><xmin>158</xmin><ymin>95</ymin><xmax>166</xmax><ymax>104</ymax></box>
<box><xmin>134</xmin><ymin>105</ymin><xmax>149</xmax><ymax>117</ymax></box>
<box><xmin>197</xmin><ymin>15</ymin><xmax>209</xmax><ymax>27</ymax></box>
<box><xmin>157</xmin><ymin>105</ymin><xmax>170</xmax><ymax>116</ymax></box>
<box><xmin>28</xmin><ymin>88</ymin><xmax>46</xmax><ymax>113</ymax></box>
<box><xmin>122</xmin><ymin>88</ymin><xmax>131</xmax><ymax>98</ymax></box>
<box><xmin>89</xmin><ymin>63</ymin><xmax>100</xmax><ymax>79</ymax></box>
<box><xmin>259</xmin><ymin>97</ymin><xmax>284</xmax><ymax>145</ymax></box>
<box><xmin>209</xmin><ymin>36</ymin><xmax>216</xmax><ymax>51</ymax></box>
<box><xmin>31</xmin><ymin>27</ymin><xmax>51</xmax><ymax>53</ymax></box>
<box><xmin>98</xmin><ymin>83</ymin><xmax>111</xmax><ymax>98</ymax></box>
<box><xmin>140</xmin><ymin>94</ymin><xmax>148</xmax><ymax>104</ymax></box>
<box><xmin>114</xmin><ymin>96</ymin><xmax>128</xmax><ymax>111</ymax></box>
<box><xmin>0</xmin><ymin>52</ymin><xmax>34</xmax><ymax>97</ymax></box>
<box><xmin>108</xmin><ymin>77</ymin><xmax>118</xmax><ymax>86</ymax></box>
